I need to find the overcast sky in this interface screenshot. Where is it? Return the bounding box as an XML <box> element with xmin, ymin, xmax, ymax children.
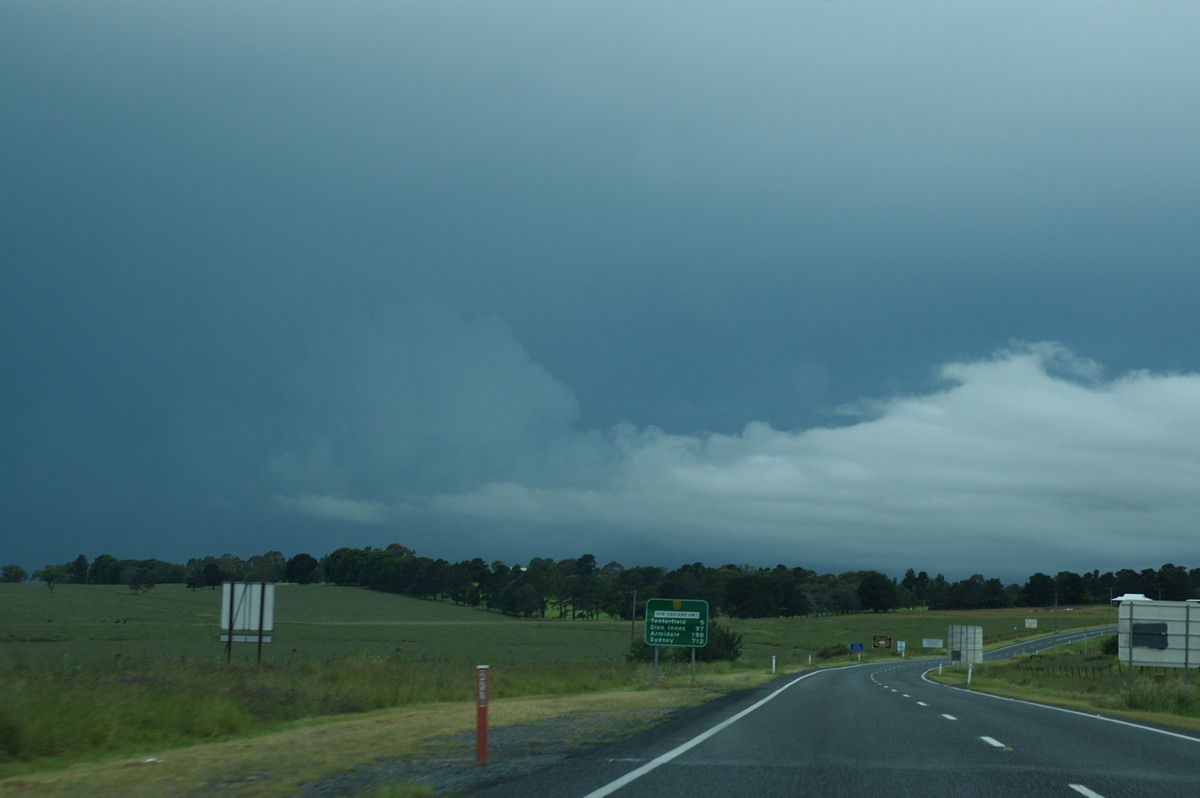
<box><xmin>3</xmin><ymin>2</ymin><xmax>1198</xmax><ymax>583</ymax></box>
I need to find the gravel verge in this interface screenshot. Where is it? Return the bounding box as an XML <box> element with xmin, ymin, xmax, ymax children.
<box><xmin>296</xmin><ymin>708</ymin><xmax>672</xmax><ymax>797</ymax></box>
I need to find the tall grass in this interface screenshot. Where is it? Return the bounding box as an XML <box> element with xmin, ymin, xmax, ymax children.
<box><xmin>0</xmin><ymin>655</ymin><xmax>644</xmax><ymax>765</ymax></box>
<box><xmin>937</xmin><ymin>643</ymin><xmax>1200</xmax><ymax>723</ymax></box>
<box><xmin>1126</xmin><ymin>677</ymin><xmax>1200</xmax><ymax>715</ymax></box>
<box><xmin>1</xmin><ymin>583</ymin><xmax>1119</xmax><ymax>769</ymax></box>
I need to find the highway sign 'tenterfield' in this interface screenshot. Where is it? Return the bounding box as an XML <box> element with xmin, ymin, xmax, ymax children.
<box><xmin>645</xmin><ymin>598</ymin><xmax>709</xmax><ymax>647</ymax></box>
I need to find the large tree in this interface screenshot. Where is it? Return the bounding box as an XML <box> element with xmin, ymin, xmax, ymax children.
<box><xmin>285</xmin><ymin>552</ymin><xmax>320</xmax><ymax>584</ymax></box>
<box><xmin>2</xmin><ymin>564</ymin><xmax>27</xmax><ymax>583</ymax></box>
<box><xmin>857</xmin><ymin>570</ymin><xmax>899</xmax><ymax>613</ymax></box>
<box><xmin>33</xmin><ymin>565</ymin><xmax>67</xmax><ymax>592</ymax></box>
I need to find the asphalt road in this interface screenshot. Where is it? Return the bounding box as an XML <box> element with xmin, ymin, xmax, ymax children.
<box><xmin>473</xmin><ymin>627</ymin><xmax>1200</xmax><ymax>798</ymax></box>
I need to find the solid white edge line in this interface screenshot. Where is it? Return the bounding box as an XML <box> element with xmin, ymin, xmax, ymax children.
<box><xmin>580</xmin><ymin>664</ymin><xmax>859</xmax><ymax>798</ymax></box>
<box><xmin>920</xmin><ymin>667</ymin><xmax>1200</xmax><ymax>744</ymax></box>
<box><xmin>1068</xmin><ymin>784</ymin><xmax>1106</xmax><ymax>798</ymax></box>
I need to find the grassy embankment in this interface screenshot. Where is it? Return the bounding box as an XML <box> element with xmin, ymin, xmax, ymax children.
<box><xmin>929</xmin><ymin>636</ymin><xmax>1200</xmax><ymax>734</ymax></box>
<box><xmin>0</xmin><ymin>584</ymin><xmax>1122</xmax><ymax>796</ymax></box>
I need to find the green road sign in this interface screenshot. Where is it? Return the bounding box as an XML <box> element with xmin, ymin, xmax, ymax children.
<box><xmin>645</xmin><ymin>598</ymin><xmax>709</xmax><ymax>647</ymax></box>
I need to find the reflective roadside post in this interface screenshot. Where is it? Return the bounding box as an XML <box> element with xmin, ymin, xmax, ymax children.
<box><xmin>476</xmin><ymin>665</ymin><xmax>489</xmax><ymax>766</ymax></box>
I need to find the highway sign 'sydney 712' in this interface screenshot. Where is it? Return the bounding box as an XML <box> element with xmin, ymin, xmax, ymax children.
<box><xmin>645</xmin><ymin>598</ymin><xmax>709</xmax><ymax>648</ymax></box>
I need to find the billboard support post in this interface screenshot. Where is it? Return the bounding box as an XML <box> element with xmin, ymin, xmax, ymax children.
<box><xmin>219</xmin><ymin>582</ymin><xmax>275</xmax><ymax>664</ymax></box>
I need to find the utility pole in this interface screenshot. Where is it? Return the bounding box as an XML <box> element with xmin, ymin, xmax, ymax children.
<box><xmin>630</xmin><ymin>589</ymin><xmax>637</xmax><ymax>644</ymax></box>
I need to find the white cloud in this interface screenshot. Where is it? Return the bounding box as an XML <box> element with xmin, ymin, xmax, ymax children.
<box><xmin>275</xmin><ymin>493</ymin><xmax>390</xmax><ymax>525</ymax></box>
<box><xmin>427</xmin><ymin>343</ymin><xmax>1200</xmax><ymax>577</ymax></box>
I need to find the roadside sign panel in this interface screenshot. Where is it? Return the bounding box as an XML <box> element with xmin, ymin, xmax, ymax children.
<box><xmin>873</xmin><ymin>635</ymin><xmax>892</xmax><ymax>649</ymax></box>
<box><xmin>220</xmin><ymin>582</ymin><xmax>275</xmax><ymax>632</ymax></box>
<box><xmin>948</xmin><ymin>625</ymin><xmax>983</xmax><ymax>664</ymax></box>
<box><xmin>1116</xmin><ymin>599</ymin><xmax>1200</xmax><ymax>668</ymax></box>
<box><xmin>645</xmin><ymin>598</ymin><xmax>709</xmax><ymax>647</ymax></box>
<box><xmin>849</xmin><ymin>642</ymin><xmax>864</xmax><ymax>652</ymax></box>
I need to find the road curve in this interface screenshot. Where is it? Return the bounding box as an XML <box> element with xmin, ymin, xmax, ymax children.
<box><xmin>473</xmin><ymin>628</ymin><xmax>1200</xmax><ymax>798</ymax></box>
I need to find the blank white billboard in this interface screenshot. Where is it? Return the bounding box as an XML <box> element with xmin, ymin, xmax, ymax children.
<box><xmin>220</xmin><ymin>581</ymin><xmax>275</xmax><ymax>632</ymax></box>
<box><xmin>1116</xmin><ymin>600</ymin><xmax>1199</xmax><ymax>669</ymax></box>
<box><xmin>948</xmin><ymin>625</ymin><xmax>983</xmax><ymax>664</ymax></box>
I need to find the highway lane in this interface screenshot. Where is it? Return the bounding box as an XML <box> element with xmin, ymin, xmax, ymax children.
<box><xmin>985</xmin><ymin>626</ymin><xmax>1117</xmax><ymax>661</ymax></box>
<box><xmin>473</xmin><ymin>627</ymin><xmax>1200</xmax><ymax>797</ymax></box>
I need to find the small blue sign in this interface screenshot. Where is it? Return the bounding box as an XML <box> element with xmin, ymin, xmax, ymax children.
<box><xmin>849</xmin><ymin>642</ymin><xmax>864</xmax><ymax>652</ymax></box>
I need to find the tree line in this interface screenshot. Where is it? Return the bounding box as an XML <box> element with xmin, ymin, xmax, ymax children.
<box><xmin>5</xmin><ymin>547</ymin><xmax>1197</xmax><ymax>620</ymax></box>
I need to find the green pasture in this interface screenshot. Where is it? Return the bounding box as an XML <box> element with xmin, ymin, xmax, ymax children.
<box><xmin>1</xmin><ymin>583</ymin><xmax>1118</xmax><ymax>772</ymax></box>
<box><xmin>728</xmin><ymin>603</ymin><xmax>1114</xmax><ymax>669</ymax></box>
<box><xmin>2</xmin><ymin>583</ymin><xmax>1112</xmax><ymax>671</ymax></box>
<box><xmin>0</xmin><ymin>583</ymin><xmax>631</xmax><ymax>669</ymax></box>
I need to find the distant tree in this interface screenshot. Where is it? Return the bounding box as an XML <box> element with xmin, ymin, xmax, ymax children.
<box><xmin>501</xmin><ymin>582</ymin><xmax>543</xmax><ymax>618</ymax></box>
<box><xmin>980</xmin><ymin>577</ymin><xmax>1010</xmax><ymax>609</ymax></box>
<box><xmin>88</xmin><ymin>554</ymin><xmax>122</xmax><ymax>585</ymax></box>
<box><xmin>2</xmin><ymin>564</ymin><xmax>28</xmax><ymax>583</ymax></box>
<box><xmin>385</xmin><ymin>542</ymin><xmax>417</xmax><ymax>558</ymax></box>
<box><xmin>322</xmin><ymin>547</ymin><xmax>368</xmax><ymax>586</ymax></box>
<box><xmin>202</xmin><ymin>562</ymin><xmax>227</xmax><ymax>588</ymax></box>
<box><xmin>123</xmin><ymin>566</ymin><xmax>155</xmax><ymax>594</ymax></box>
<box><xmin>216</xmin><ymin>553</ymin><xmax>246</xmax><ymax>581</ymax></box>
<box><xmin>944</xmin><ymin>574</ymin><xmax>986</xmax><ymax>609</ymax></box>
<box><xmin>1021</xmin><ymin>572</ymin><xmax>1056</xmax><ymax>607</ymax></box>
<box><xmin>285</xmin><ymin>553</ymin><xmax>320</xmax><ymax>584</ymax></box>
<box><xmin>70</xmin><ymin>554</ymin><xmax>89</xmax><ymax>584</ymax></box>
<box><xmin>857</xmin><ymin>571</ymin><xmax>899</xmax><ymax>613</ymax></box>
<box><xmin>33</xmin><ymin>565</ymin><xmax>67</xmax><ymax>592</ymax></box>
<box><xmin>575</xmin><ymin>553</ymin><xmax>598</xmax><ymax>577</ymax></box>
<box><xmin>244</xmin><ymin>550</ymin><xmax>286</xmax><ymax>582</ymax></box>
<box><xmin>1054</xmin><ymin>571</ymin><xmax>1085</xmax><ymax>604</ymax></box>
<box><xmin>1155</xmin><ymin>563</ymin><xmax>1192</xmax><ymax>601</ymax></box>
<box><xmin>924</xmin><ymin>574</ymin><xmax>949</xmax><ymax>609</ymax></box>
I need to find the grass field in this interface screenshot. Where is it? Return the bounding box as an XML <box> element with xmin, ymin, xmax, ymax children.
<box><xmin>1</xmin><ymin>582</ymin><xmax>628</xmax><ymax>669</ymax></box>
<box><xmin>1</xmin><ymin>583</ymin><xmax>1126</xmax><ymax>795</ymax></box>
<box><xmin>2</xmin><ymin>582</ymin><xmax>1113</xmax><ymax>673</ymax></box>
<box><xmin>930</xmin><ymin>638</ymin><xmax>1200</xmax><ymax>734</ymax></box>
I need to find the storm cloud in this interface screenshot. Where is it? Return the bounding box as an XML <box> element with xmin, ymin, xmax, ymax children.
<box><xmin>4</xmin><ymin>2</ymin><xmax>1198</xmax><ymax>580</ymax></box>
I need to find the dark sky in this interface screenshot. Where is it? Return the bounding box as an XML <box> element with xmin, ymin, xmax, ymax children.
<box><xmin>4</xmin><ymin>2</ymin><xmax>1199</xmax><ymax>583</ymax></box>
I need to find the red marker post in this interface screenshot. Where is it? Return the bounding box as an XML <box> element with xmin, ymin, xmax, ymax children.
<box><xmin>475</xmin><ymin>665</ymin><xmax>489</xmax><ymax>766</ymax></box>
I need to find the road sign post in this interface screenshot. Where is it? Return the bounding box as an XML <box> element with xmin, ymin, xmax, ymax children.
<box><xmin>645</xmin><ymin>599</ymin><xmax>709</xmax><ymax>685</ymax></box>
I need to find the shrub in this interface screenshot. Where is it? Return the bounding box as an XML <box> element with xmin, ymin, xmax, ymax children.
<box><xmin>626</xmin><ymin>621</ymin><xmax>743</xmax><ymax>664</ymax></box>
<box><xmin>1099</xmin><ymin>634</ymin><xmax>1118</xmax><ymax>657</ymax></box>
<box><xmin>816</xmin><ymin>643</ymin><xmax>851</xmax><ymax>660</ymax></box>
<box><xmin>695</xmin><ymin>622</ymin><xmax>743</xmax><ymax>662</ymax></box>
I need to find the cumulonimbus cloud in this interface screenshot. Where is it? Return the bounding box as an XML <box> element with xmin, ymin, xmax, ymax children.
<box><xmin>424</xmin><ymin>342</ymin><xmax>1200</xmax><ymax>576</ymax></box>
